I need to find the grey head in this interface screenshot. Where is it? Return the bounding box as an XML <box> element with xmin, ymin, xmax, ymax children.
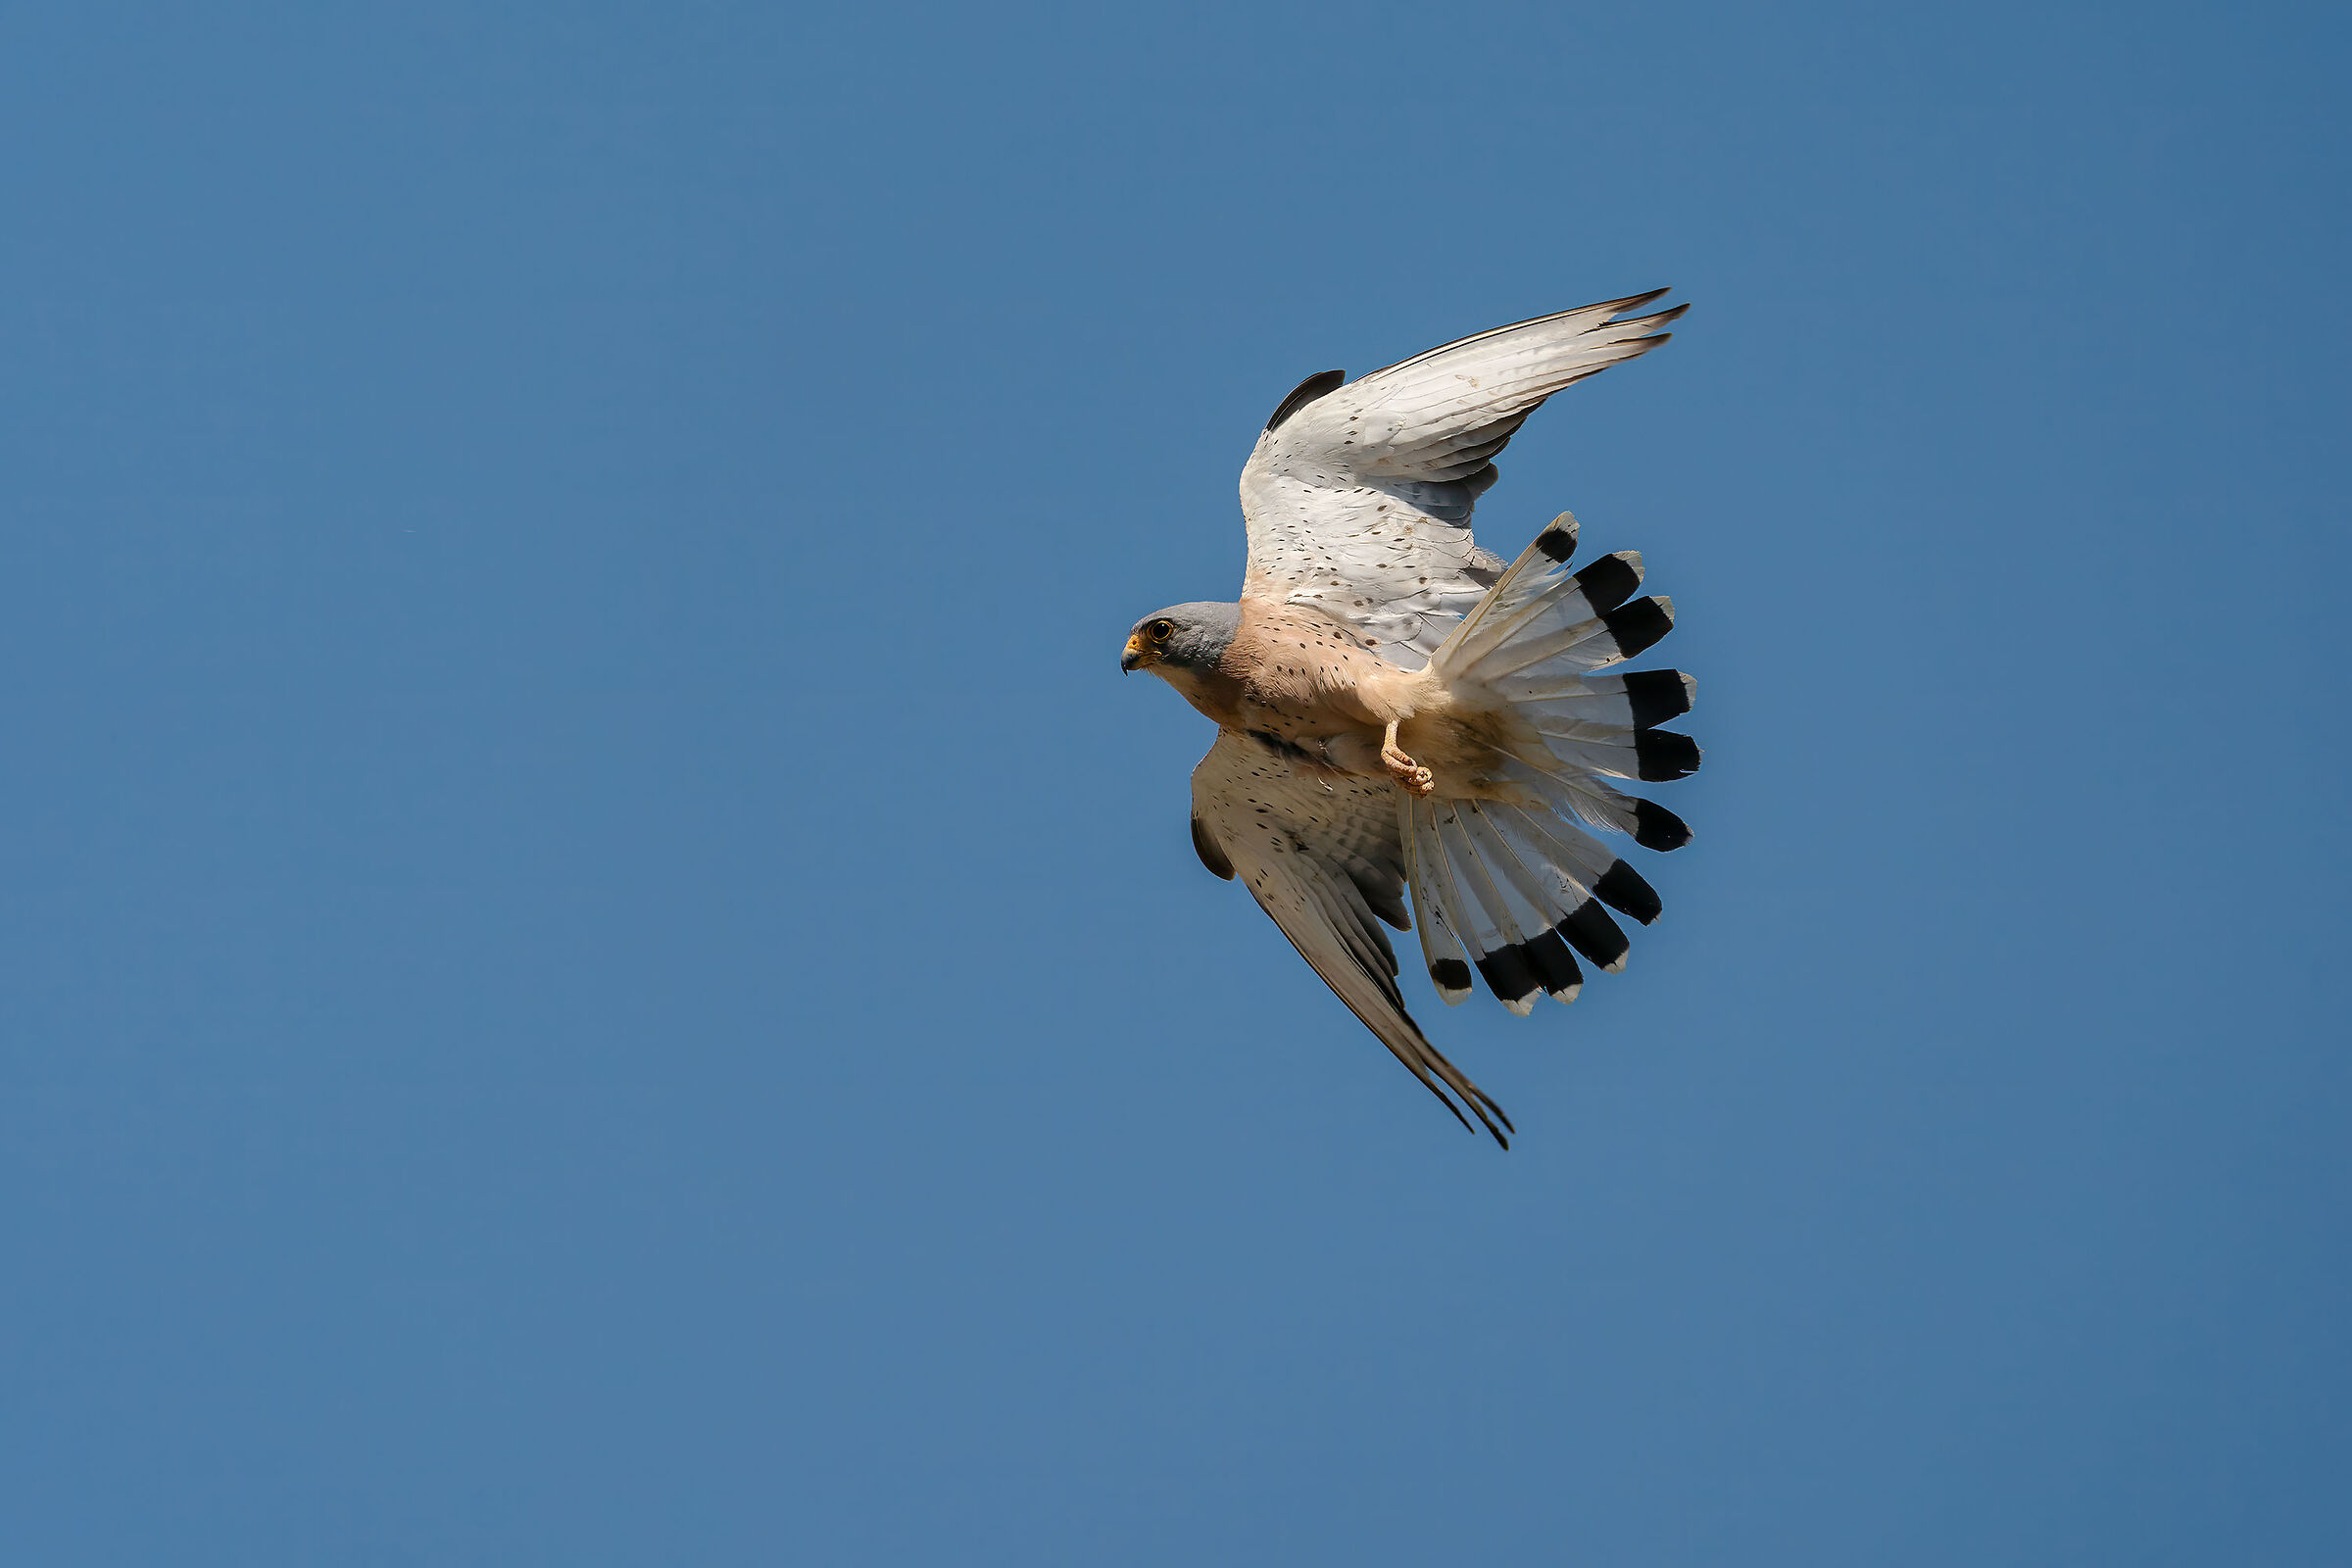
<box><xmin>1120</xmin><ymin>601</ymin><xmax>1240</xmax><ymax>676</ymax></box>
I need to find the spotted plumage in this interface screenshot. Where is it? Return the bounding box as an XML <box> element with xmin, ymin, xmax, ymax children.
<box><xmin>1123</xmin><ymin>292</ymin><xmax>1698</xmax><ymax>1147</ymax></box>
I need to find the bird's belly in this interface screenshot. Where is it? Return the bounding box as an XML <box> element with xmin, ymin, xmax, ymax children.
<box><xmin>1245</xmin><ymin>707</ymin><xmax>1517</xmax><ymax>800</ymax></box>
<box><xmin>1227</xmin><ymin>634</ymin><xmax>1514</xmax><ymax>793</ymax></box>
<box><xmin>1396</xmin><ymin>713</ymin><xmax>1518</xmax><ymax>797</ymax></box>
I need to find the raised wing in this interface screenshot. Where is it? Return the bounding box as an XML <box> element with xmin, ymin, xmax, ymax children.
<box><xmin>1189</xmin><ymin>730</ymin><xmax>1513</xmax><ymax>1145</ymax></box>
<box><xmin>1238</xmin><ymin>290</ymin><xmax>1686</xmax><ymax>668</ymax></box>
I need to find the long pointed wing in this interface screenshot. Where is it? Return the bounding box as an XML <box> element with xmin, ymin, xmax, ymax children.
<box><xmin>1189</xmin><ymin>730</ymin><xmax>1512</xmax><ymax>1146</ymax></box>
<box><xmin>1238</xmin><ymin>290</ymin><xmax>1685</xmax><ymax>668</ymax></box>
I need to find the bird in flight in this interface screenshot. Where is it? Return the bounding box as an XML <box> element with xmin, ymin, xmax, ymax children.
<box><xmin>1122</xmin><ymin>291</ymin><xmax>1697</xmax><ymax>1148</ymax></box>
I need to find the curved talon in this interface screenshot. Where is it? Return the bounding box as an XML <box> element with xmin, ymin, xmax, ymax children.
<box><xmin>1381</xmin><ymin>718</ymin><xmax>1435</xmax><ymax>796</ymax></box>
<box><xmin>1381</xmin><ymin>747</ymin><xmax>1435</xmax><ymax>798</ymax></box>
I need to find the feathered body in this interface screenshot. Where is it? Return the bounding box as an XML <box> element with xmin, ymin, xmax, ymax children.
<box><xmin>1151</xmin><ymin>600</ymin><xmax>1535</xmax><ymax>801</ymax></box>
<box><xmin>1122</xmin><ymin>291</ymin><xmax>1700</xmax><ymax>1147</ymax></box>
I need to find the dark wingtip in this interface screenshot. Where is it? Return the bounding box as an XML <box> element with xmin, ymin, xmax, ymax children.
<box><xmin>1465</xmin><ymin>1085</ymin><xmax>1513</xmax><ymax>1149</ymax></box>
<box><xmin>1483</xmin><ymin>1094</ymin><xmax>1517</xmax><ymax>1141</ymax></box>
<box><xmin>1425</xmin><ymin>1084</ymin><xmax>1475</xmax><ymax>1137</ymax></box>
<box><xmin>1598</xmin><ymin>286</ymin><xmax>1673</xmax><ymax>316</ymax></box>
<box><xmin>1190</xmin><ymin>815</ymin><xmax>1235</xmax><ymax>880</ymax></box>
<box><xmin>1430</xmin><ymin>957</ymin><xmax>1473</xmax><ymax>993</ymax></box>
<box><xmin>1439</xmin><ymin>1069</ymin><xmax>1511</xmax><ymax>1149</ymax></box>
<box><xmin>1266</xmin><ymin>368</ymin><xmax>1346</xmax><ymax>432</ymax></box>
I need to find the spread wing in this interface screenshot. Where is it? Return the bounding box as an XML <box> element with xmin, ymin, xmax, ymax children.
<box><xmin>1189</xmin><ymin>730</ymin><xmax>1513</xmax><ymax>1145</ymax></box>
<box><xmin>1237</xmin><ymin>290</ymin><xmax>1686</xmax><ymax>668</ymax></box>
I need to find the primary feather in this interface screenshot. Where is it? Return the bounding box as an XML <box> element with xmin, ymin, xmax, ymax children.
<box><xmin>1237</xmin><ymin>292</ymin><xmax>1686</xmax><ymax>668</ymax></box>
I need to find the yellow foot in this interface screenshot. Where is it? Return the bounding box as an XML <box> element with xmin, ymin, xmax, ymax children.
<box><xmin>1382</xmin><ymin>744</ymin><xmax>1436</xmax><ymax>798</ymax></box>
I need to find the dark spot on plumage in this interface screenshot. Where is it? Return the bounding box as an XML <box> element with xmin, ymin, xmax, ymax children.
<box><xmin>1633</xmin><ymin>729</ymin><xmax>1701</xmax><ymax>782</ymax></box>
<box><xmin>1572</xmin><ymin>553</ymin><xmax>1642</xmax><ymax>613</ymax></box>
<box><xmin>1429</xmin><ymin>957</ymin><xmax>1473</xmax><ymax>993</ymax></box>
<box><xmin>1247</xmin><ymin>730</ymin><xmax>1320</xmax><ymax>765</ymax></box>
<box><xmin>1593</xmin><ymin>861</ymin><xmax>1662</xmax><ymax>925</ymax></box>
<box><xmin>1619</xmin><ymin>668</ymin><xmax>1691</xmax><ymax>727</ymax></box>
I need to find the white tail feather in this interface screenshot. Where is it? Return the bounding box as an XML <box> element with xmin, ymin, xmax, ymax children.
<box><xmin>1399</xmin><ymin>514</ymin><xmax>1696</xmax><ymax>1011</ymax></box>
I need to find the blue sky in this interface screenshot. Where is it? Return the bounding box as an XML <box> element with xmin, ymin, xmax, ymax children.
<box><xmin>1</xmin><ymin>2</ymin><xmax>2346</xmax><ymax>1562</ymax></box>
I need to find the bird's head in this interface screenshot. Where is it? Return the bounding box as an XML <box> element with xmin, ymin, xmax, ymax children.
<box><xmin>1120</xmin><ymin>602</ymin><xmax>1240</xmax><ymax>679</ymax></box>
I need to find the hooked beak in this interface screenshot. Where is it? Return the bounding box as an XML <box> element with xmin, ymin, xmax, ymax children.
<box><xmin>1120</xmin><ymin>633</ymin><xmax>1149</xmax><ymax>673</ymax></box>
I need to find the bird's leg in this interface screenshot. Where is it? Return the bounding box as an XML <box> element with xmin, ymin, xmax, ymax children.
<box><xmin>1381</xmin><ymin>719</ymin><xmax>1436</xmax><ymax>797</ymax></box>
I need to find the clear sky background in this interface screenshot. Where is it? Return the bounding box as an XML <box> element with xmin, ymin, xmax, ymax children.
<box><xmin>1</xmin><ymin>2</ymin><xmax>2345</xmax><ymax>1563</ymax></box>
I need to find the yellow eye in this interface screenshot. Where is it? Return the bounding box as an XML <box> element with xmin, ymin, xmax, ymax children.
<box><xmin>1149</xmin><ymin>620</ymin><xmax>1174</xmax><ymax>643</ymax></box>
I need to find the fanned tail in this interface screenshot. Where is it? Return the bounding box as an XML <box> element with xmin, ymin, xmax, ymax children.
<box><xmin>1406</xmin><ymin>512</ymin><xmax>1698</xmax><ymax>1011</ymax></box>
